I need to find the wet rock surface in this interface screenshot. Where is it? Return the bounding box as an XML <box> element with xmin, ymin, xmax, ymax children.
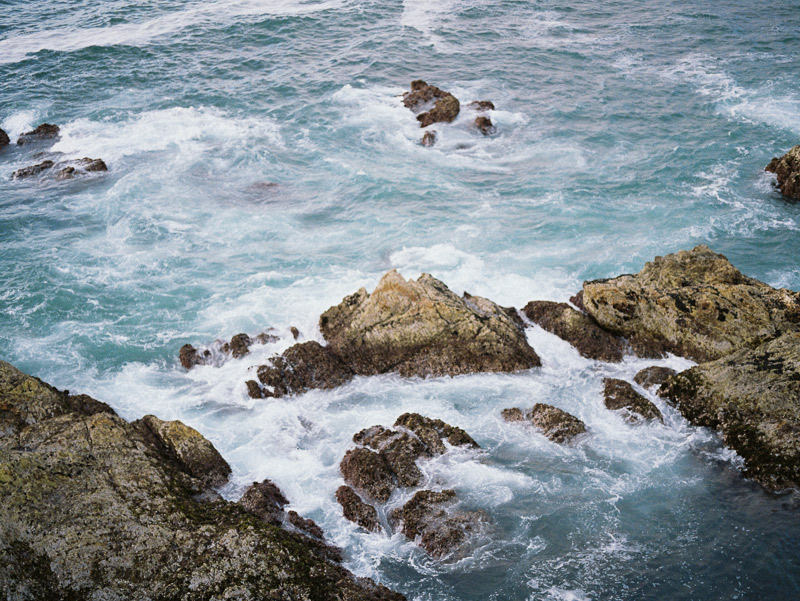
<box><xmin>12</xmin><ymin>160</ymin><xmax>54</xmax><ymax>179</ymax></box>
<box><xmin>522</xmin><ymin>300</ymin><xmax>625</xmax><ymax>362</ymax></box>
<box><xmin>421</xmin><ymin>130</ymin><xmax>437</xmax><ymax>147</ymax></box>
<box><xmin>0</xmin><ymin>128</ymin><xmax>9</xmax><ymax>148</ymax></box>
<box><xmin>528</xmin><ymin>403</ymin><xmax>587</xmax><ymax>443</ymax></box>
<box><xmin>766</xmin><ymin>144</ymin><xmax>800</xmax><ymax>200</ymax></box>
<box><xmin>180</xmin><ymin>329</ymin><xmax>281</xmax><ymax>370</ymax></box>
<box><xmin>403</xmin><ymin>80</ymin><xmax>460</xmax><ymax>127</ymax></box>
<box><xmin>16</xmin><ymin>123</ymin><xmax>59</xmax><ymax>145</ymax></box>
<box><xmin>320</xmin><ymin>269</ymin><xmax>540</xmax><ymax>378</ymax></box>
<box><xmin>336</xmin><ymin>485</ymin><xmax>381</xmax><ymax>532</ymax></box>
<box><xmin>468</xmin><ymin>100</ymin><xmax>495</xmax><ymax>111</ymax></box>
<box><xmin>340</xmin><ymin>446</ymin><xmax>396</xmax><ymax>503</ymax></box>
<box><xmin>256</xmin><ymin>340</ymin><xmax>355</xmax><ymax>398</ymax></box>
<box><xmin>56</xmin><ymin>157</ymin><xmax>108</xmax><ymax>179</ymax></box>
<box><xmin>238</xmin><ymin>479</ymin><xmax>289</xmax><ymax>525</ymax></box>
<box><xmin>634</xmin><ymin>366</ymin><xmax>677</xmax><ymax>389</ymax></box>
<box><xmin>581</xmin><ymin>245</ymin><xmax>800</xmax><ymax>362</ymax></box>
<box><xmin>0</xmin><ymin>361</ymin><xmax>405</xmax><ymax>601</ymax></box>
<box><xmin>474</xmin><ymin>115</ymin><xmax>495</xmax><ymax>135</ymax></box>
<box><xmin>602</xmin><ymin>378</ymin><xmax>663</xmax><ymax>423</ymax></box>
<box><xmin>659</xmin><ymin>332</ymin><xmax>800</xmax><ymax>491</ymax></box>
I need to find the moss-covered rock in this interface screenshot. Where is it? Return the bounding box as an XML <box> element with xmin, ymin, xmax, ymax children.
<box><xmin>582</xmin><ymin>246</ymin><xmax>800</xmax><ymax>362</ymax></box>
<box><xmin>0</xmin><ymin>361</ymin><xmax>405</xmax><ymax>600</ymax></box>
<box><xmin>659</xmin><ymin>332</ymin><xmax>800</xmax><ymax>491</ymax></box>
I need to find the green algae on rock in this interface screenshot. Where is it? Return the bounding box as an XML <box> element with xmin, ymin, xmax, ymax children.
<box><xmin>0</xmin><ymin>361</ymin><xmax>405</xmax><ymax>601</ymax></box>
<box><xmin>581</xmin><ymin>245</ymin><xmax>800</xmax><ymax>362</ymax></box>
<box><xmin>659</xmin><ymin>332</ymin><xmax>800</xmax><ymax>491</ymax></box>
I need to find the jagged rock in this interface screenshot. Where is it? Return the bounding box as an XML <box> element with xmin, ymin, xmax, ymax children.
<box><xmin>602</xmin><ymin>378</ymin><xmax>663</xmax><ymax>423</ymax></box>
<box><xmin>501</xmin><ymin>407</ymin><xmax>526</xmax><ymax>422</ymax></box>
<box><xmin>256</xmin><ymin>341</ymin><xmax>354</xmax><ymax>398</ymax></box>
<box><xmin>16</xmin><ymin>123</ymin><xmax>59</xmax><ymax>145</ymax></box>
<box><xmin>659</xmin><ymin>332</ymin><xmax>800</xmax><ymax>491</ymax></box>
<box><xmin>0</xmin><ymin>128</ymin><xmax>9</xmax><ymax>148</ymax></box>
<box><xmin>468</xmin><ymin>100</ymin><xmax>495</xmax><ymax>111</ymax></box>
<box><xmin>287</xmin><ymin>510</ymin><xmax>325</xmax><ymax>540</ymax></box>
<box><xmin>421</xmin><ymin>130</ymin><xmax>437</xmax><ymax>147</ymax></box>
<box><xmin>0</xmin><ymin>361</ymin><xmax>405</xmax><ymax>601</ymax></box>
<box><xmin>12</xmin><ymin>160</ymin><xmax>54</xmax><ymax>179</ymax></box>
<box><xmin>390</xmin><ymin>489</ymin><xmax>488</xmax><ymax>559</ymax></box>
<box><xmin>355</xmin><ymin>425</ymin><xmax>429</xmax><ymax>487</ymax></box>
<box><xmin>178</xmin><ymin>343</ymin><xmax>210</xmax><ymax>369</ymax></box>
<box><xmin>581</xmin><ymin>246</ymin><xmax>800</xmax><ymax>362</ymax></box>
<box><xmin>634</xmin><ymin>366</ymin><xmax>677</xmax><ymax>389</ymax></box>
<box><xmin>246</xmin><ymin>379</ymin><xmax>264</xmax><ymax>399</ymax></box>
<box><xmin>766</xmin><ymin>145</ymin><xmax>800</xmax><ymax>200</ymax></box>
<box><xmin>320</xmin><ymin>269</ymin><xmax>540</xmax><ymax>378</ymax></box>
<box><xmin>474</xmin><ymin>116</ymin><xmax>495</xmax><ymax>135</ymax></box>
<box><xmin>402</xmin><ymin>80</ymin><xmax>460</xmax><ymax>127</ymax></box>
<box><xmin>134</xmin><ymin>414</ymin><xmax>232</xmax><ymax>489</ymax></box>
<box><xmin>394</xmin><ymin>412</ymin><xmax>479</xmax><ymax>453</ymax></box>
<box><xmin>56</xmin><ymin>157</ymin><xmax>108</xmax><ymax>179</ymax></box>
<box><xmin>340</xmin><ymin>447</ymin><xmax>395</xmax><ymax>503</ymax></box>
<box><xmin>335</xmin><ymin>485</ymin><xmax>381</xmax><ymax>532</ymax></box>
<box><xmin>529</xmin><ymin>403</ymin><xmax>587</xmax><ymax>443</ymax></box>
<box><xmin>522</xmin><ymin>300</ymin><xmax>625</xmax><ymax>362</ymax></box>
<box><xmin>222</xmin><ymin>333</ymin><xmax>251</xmax><ymax>358</ymax></box>
<box><xmin>238</xmin><ymin>479</ymin><xmax>289</xmax><ymax>525</ymax></box>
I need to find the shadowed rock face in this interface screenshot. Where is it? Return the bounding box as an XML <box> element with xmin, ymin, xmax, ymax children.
<box><xmin>320</xmin><ymin>269</ymin><xmax>540</xmax><ymax>378</ymax></box>
<box><xmin>522</xmin><ymin>300</ymin><xmax>625</xmax><ymax>362</ymax></box>
<box><xmin>0</xmin><ymin>128</ymin><xmax>9</xmax><ymax>148</ymax></box>
<box><xmin>602</xmin><ymin>378</ymin><xmax>663</xmax><ymax>423</ymax></box>
<box><xmin>766</xmin><ymin>145</ymin><xmax>800</xmax><ymax>200</ymax></box>
<box><xmin>659</xmin><ymin>332</ymin><xmax>800</xmax><ymax>491</ymax></box>
<box><xmin>0</xmin><ymin>361</ymin><xmax>405</xmax><ymax>601</ymax></box>
<box><xmin>581</xmin><ymin>245</ymin><xmax>800</xmax><ymax>362</ymax></box>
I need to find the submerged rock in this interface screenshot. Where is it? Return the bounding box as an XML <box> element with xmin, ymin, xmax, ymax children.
<box><xmin>633</xmin><ymin>366</ymin><xmax>677</xmax><ymax>389</ymax></box>
<box><xmin>474</xmin><ymin>116</ymin><xmax>495</xmax><ymax>135</ymax></box>
<box><xmin>12</xmin><ymin>160</ymin><xmax>54</xmax><ymax>179</ymax></box>
<box><xmin>335</xmin><ymin>485</ymin><xmax>381</xmax><ymax>532</ymax></box>
<box><xmin>256</xmin><ymin>341</ymin><xmax>354</xmax><ymax>398</ymax></box>
<box><xmin>529</xmin><ymin>403</ymin><xmax>587</xmax><ymax>443</ymax></box>
<box><xmin>0</xmin><ymin>361</ymin><xmax>405</xmax><ymax>600</ymax></box>
<box><xmin>766</xmin><ymin>145</ymin><xmax>800</xmax><ymax>200</ymax></box>
<box><xmin>522</xmin><ymin>300</ymin><xmax>625</xmax><ymax>362</ymax></box>
<box><xmin>16</xmin><ymin>123</ymin><xmax>60</xmax><ymax>145</ymax></box>
<box><xmin>468</xmin><ymin>100</ymin><xmax>495</xmax><ymax>111</ymax></box>
<box><xmin>0</xmin><ymin>128</ymin><xmax>9</xmax><ymax>148</ymax></box>
<box><xmin>421</xmin><ymin>130</ymin><xmax>437</xmax><ymax>147</ymax></box>
<box><xmin>659</xmin><ymin>332</ymin><xmax>800</xmax><ymax>491</ymax></box>
<box><xmin>320</xmin><ymin>269</ymin><xmax>540</xmax><ymax>378</ymax></box>
<box><xmin>181</xmin><ymin>329</ymin><xmax>281</xmax><ymax>371</ymax></box>
<box><xmin>602</xmin><ymin>378</ymin><xmax>663</xmax><ymax>423</ymax></box>
<box><xmin>56</xmin><ymin>157</ymin><xmax>108</xmax><ymax>179</ymax></box>
<box><xmin>581</xmin><ymin>245</ymin><xmax>800</xmax><ymax>362</ymax></box>
<box><xmin>403</xmin><ymin>80</ymin><xmax>460</xmax><ymax>127</ymax></box>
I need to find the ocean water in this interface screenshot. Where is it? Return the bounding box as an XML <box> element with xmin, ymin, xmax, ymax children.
<box><xmin>1</xmin><ymin>0</ymin><xmax>800</xmax><ymax>598</ymax></box>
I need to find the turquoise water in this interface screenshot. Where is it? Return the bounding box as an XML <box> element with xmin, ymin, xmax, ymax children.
<box><xmin>1</xmin><ymin>1</ymin><xmax>799</xmax><ymax>599</ymax></box>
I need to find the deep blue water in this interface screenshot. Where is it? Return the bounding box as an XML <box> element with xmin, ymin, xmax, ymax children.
<box><xmin>1</xmin><ymin>1</ymin><xmax>799</xmax><ymax>599</ymax></box>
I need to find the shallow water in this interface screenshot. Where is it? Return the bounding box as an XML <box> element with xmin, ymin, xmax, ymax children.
<box><xmin>1</xmin><ymin>0</ymin><xmax>800</xmax><ymax>598</ymax></box>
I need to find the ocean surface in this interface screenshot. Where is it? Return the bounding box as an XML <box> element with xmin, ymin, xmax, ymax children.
<box><xmin>2</xmin><ymin>0</ymin><xmax>800</xmax><ymax>598</ymax></box>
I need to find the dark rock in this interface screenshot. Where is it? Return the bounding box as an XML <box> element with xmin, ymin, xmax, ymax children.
<box><xmin>363</xmin><ymin>428</ymin><xmax>429</xmax><ymax>488</ymax></box>
<box><xmin>290</xmin><ymin>326</ymin><xmax>300</xmax><ymax>340</ymax></box>
<box><xmin>474</xmin><ymin>116</ymin><xmax>495</xmax><ymax>135</ymax></box>
<box><xmin>402</xmin><ymin>81</ymin><xmax>460</xmax><ymax>127</ymax></box>
<box><xmin>421</xmin><ymin>130</ymin><xmax>437</xmax><ymax>147</ymax></box>
<box><xmin>16</xmin><ymin>123</ymin><xmax>59</xmax><ymax>145</ymax></box>
<box><xmin>501</xmin><ymin>407</ymin><xmax>525</xmax><ymax>422</ymax></box>
<box><xmin>529</xmin><ymin>403</ymin><xmax>587</xmax><ymax>443</ymax></box>
<box><xmin>222</xmin><ymin>333</ymin><xmax>251</xmax><ymax>358</ymax></box>
<box><xmin>81</xmin><ymin>157</ymin><xmax>107</xmax><ymax>172</ymax></box>
<box><xmin>602</xmin><ymin>378</ymin><xmax>663</xmax><ymax>423</ymax></box>
<box><xmin>179</xmin><ymin>343</ymin><xmax>210</xmax><ymax>369</ymax></box>
<box><xmin>391</xmin><ymin>489</ymin><xmax>488</xmax><ymax>559</ymax></box>
<box><xmin>320</xmin><ymin>269</ymin><xmax>540</xmax><ymax>378</ymax></box>
<box><xmin>522</xmin><ymin>300</ymin><xmax>625</xmax><ymax>362</ymax></box>
<box><xmin>134</xmin><ymin>414</ymin><xmax>232</xmax><ymax>489</ymax></box>
<box><xmin>255</xmin><ymin>331</ymin><xmax>280</xmax><ymax>344</ymax></box>
<box><xmin>468</xmin><ymin>101</ymin><xmax>495</xmax><ymax>111</ymax></box>
<box><xmin>418</xmin><ymin>94</ymin><xmax>460</xmax><ymax>127</ymax></box>
<box><xmin>257</xmin><ymin>341</ymin><xmax>354</xmax><ymax>398</ymax></box>
<box><xmin>288</xmin><ymin>510</ymin><xmax>325</xmax><ymax>539</ymax></box>
<box><xmin>570</xmin><ymin>290</ymin><xmax>585</xmax><ymax>312</ymax></box>
<box><xmin>340</xmin><ymin>447</ymin><xmax>395</xmax><ymax>503</ymax></box>
<box><xmin>766</xmin><ymin>145</ymin><xmax>800</xmax><ymax>200</ymax></box>
<box><xmin>394</xmin><ymin>412</ymin><xmax>479</xmax><ymax>453</ymax></box>
<box><xmin>0</xmin><ymin>361</ymin><xmax>405</xmax><ymax>601</ymax></box>
<box><xmin>581</xmin><ymin>245</ymin><xmax>800</xmax><ymax>362</ymax></box>
<box><xmin>336</xmin><ymin>485</ymin><xmax>381</xmax><ymax>532</ymax></box>
<box><xmin>12</xmin><ymin>160</ymin><xmax>54</xmax><ymax>179</ymax></box>
<box><xmin>238</xmin><ymin>479</ymin><xmax>289</xmax><ymax>525</ymax></box>
<box><xmin>246</xmin><ymin>379</ymin><xmax>264</xmax><ymax>399</ymax></box>
<box><xmin>0</xmin><ymin>128</ymin><xmax>9</xmax><ymax>148</ymax></box>
<box><xmin>633</xmin><ymin>366</ymin><xmax>677</xmax><ymax>389</ymax></box>
<box><xmin>659</xmin><ymin>332</ymin><xmax>800</xmax><ymax>491</ymax></box>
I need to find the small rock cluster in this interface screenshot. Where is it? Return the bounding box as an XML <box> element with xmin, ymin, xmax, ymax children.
<box><xmin>336</xmin><ymin>413</ymin><xmax>488</xmax><ymax>558</ymax></box>
<box><xmin>502</xmin><ymin>403</ymin><xmax>587</xmax><ymax>443</ymax></box>
<box><xmin>179</xmin><ymin>329</ymin><xmax>282</xmax><ymax>370</ymax></box>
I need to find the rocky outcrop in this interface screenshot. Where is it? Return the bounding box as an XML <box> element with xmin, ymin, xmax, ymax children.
<box><xmin>421</xmin><ymin>130</ymin><xmax>437</xmax><ymax>147</ymax></box>
<box><xmin>16</xmin><ymin>123</ymin><xmax>59</xmax><ymax>145</ymax></box>
<box><xmin>602</xmin><ymin>378</ymin><xmax>663</xmax><ymax>423</ymax></box>
<box><xmin>581</xmin><ymin>246</ymin><xmax>800</xmax><ymax>362</ymax></box>
<box><xmin>389</xmin><ymin>489</ymin><xmax>489</xmax><ymax>559</ymax></box>
<box><xmin>659</xmin><ymin>332</ymin><xmax>800</xmax><ymax>491</ymax></box>
<box><xmin>0</xmin><ymin>128</ymin><xmax>9</xmax><ymax>148</ymax></box>
<box><xmin>522</xmin><ymin>300</ymin><xmax>625</xmax><ymax>362</ymax></box>
<box><xmin>320</xmin><ymin>269</ymin><xmax>540</xmax><ymax>379</ymax></box>
<box><xmin>238</xmin><ymin>479</ymin><xmax>289</xmax><ymax>525</ymax></box>
<box><xmin>403</xmin><ymin>80</ymin><xmax>460</xmax><ymax>127</ymax></box>
<box><xmin>12</xmin><ymin>160</ymin><xmax>54</xmax><ymax>179</ymax></box>
<box><xmin>503</xmin><ymin>403</ymin><xmax>587</xmax><ymax>443</ymax></box>
<box><xmin>179</xmin><ymin>329</ymin><xmax>281</xmax><ymax>370</ymax></box>
<box><xmin>633</xmin><ymin>366</ymin><xmax>676</xmax><ymax>389</ymax></box>
<box><xmin>256</xmin><ymin>341</ymin><xmax>354</xmax><ymax>398</ymax></box>
<box><xmin>336</xmin><ymin>485</ymin><xmax>381</xmax><ymax>532</ymax></box>
<box><xmin>0</xmin><ymin>361</ymin><xmax>405</xmax><ymax>600</ymax></box>
<box><xmin>766</xmin><ymin>145</ymin><xmax>800</xmax><ymax>200</ymax></box>
<box><xmin>474</xmin><ymin>116</ymin><xmax>495</xmax><ymax>135</ymax></box>
<box><xmin>340</xmin><ymin>446</ymin><xmax>396</xmax><ymax>503</ymax></box>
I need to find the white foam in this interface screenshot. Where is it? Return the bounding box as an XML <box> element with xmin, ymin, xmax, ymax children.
<box><xmin>1</xmin><ymin>110</ymin><xmax>43</xmax><ymax>140</ymax></box>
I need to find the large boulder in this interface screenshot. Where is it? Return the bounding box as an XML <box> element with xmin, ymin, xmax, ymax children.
<box><xmin>0</xmin><ymin>361</ymin><xmax>405</xmax><ymax>601</ymax></box>
<box><xmin>256</xmin><ymin>341</ymin><xmax>354</xmax><ymax>398</ymax></box>
<box><xmin>528</xmin><ymin>403</ymin><xmax>587</xmax><ymax>443</ymax></box>
<box><xmin>659</xmin><ymin>332</ymin><xmax>800</xmax><ymax>491</ymax></box>
<box><xmin>766</xmin><ymin>145</ymin><xmax>800</xmax><ymax>200</ymax></box>
<box><xmin>581</xmin><ymin>246</ymin><xmax>800</xmax><ymax>362</ymax></box>
<box><xmin>320</xmin><ymin>269</ymin><xmax>540</xmax><ymax>378</ymax></box>
<box><xmin>402</xmin><ymin>80</ymin><xmax>460</xmax><ymax>127</ymax></box>
<box><xmin>602</xmin><ymin>378</ymin><xmax>663</xmax><ymax>423</ymax></box>
<box><xmin>522</xmin><ymin>300</ymin><xmax>625</xmax><ymax>362</ymax></box>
